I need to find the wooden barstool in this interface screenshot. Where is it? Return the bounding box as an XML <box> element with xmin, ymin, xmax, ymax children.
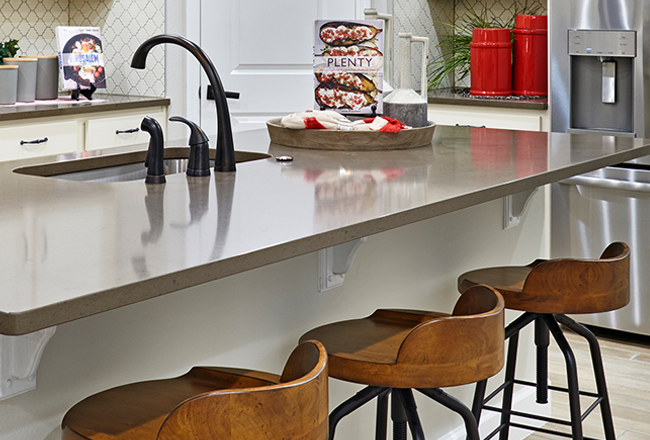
<box><xmin>300</xmin><ymin>285</ymin><xmax>505</xmax><ymax>440</ymax></box>
<box><xmin>61</xmin><ymin>340</ymin><xmax>328</xmax><ymax>440</ymax></box>
<box><xmin>458</xmin><ymin>242</ymin><xmax>630</xmax><ymax>440</ymax></box>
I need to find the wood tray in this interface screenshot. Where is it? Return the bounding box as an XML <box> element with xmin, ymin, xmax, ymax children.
<box><xmin>266</xmin><ymin>118</ymin><xmax>436</xmax><ymax>150</ymax></box>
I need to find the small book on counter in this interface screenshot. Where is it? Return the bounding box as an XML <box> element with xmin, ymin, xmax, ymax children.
<box><xmin>55</xmin><ymin>26</ymin><xmax>107</xmax><ymax>91</ymax></box>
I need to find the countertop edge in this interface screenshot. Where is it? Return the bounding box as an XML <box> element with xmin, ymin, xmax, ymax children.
<box><xmin>428</xmin><ymin>95</ymin><xmax>548</xmax><ymax>110</ymax></box>
<box><xmin>0</xmin><ymin>95</ymin><xmax>171</xmax><ymax>123</ymax></box>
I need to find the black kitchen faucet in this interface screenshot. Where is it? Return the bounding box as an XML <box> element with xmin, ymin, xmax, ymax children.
<box><xmin>131</xmin><ymin>34</ymin><xmax>237</xmax><ymax>172</ymax></box>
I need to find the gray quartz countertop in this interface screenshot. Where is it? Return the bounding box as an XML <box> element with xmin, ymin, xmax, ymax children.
<box><xmin>0</xmin><ymin>125</ymin><xmax>648</xmax><ymax>335</ymax></box>
<box><xmin>0</xmin><ymin>94</ymin><xmax>170</xmax><ymax>123</ymax></box>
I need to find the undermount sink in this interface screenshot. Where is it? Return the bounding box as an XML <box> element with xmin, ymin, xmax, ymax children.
<box><xmin>13</xmin><ymin>148</ymin><xmax>271</xmax><ymax>183</ymax></box>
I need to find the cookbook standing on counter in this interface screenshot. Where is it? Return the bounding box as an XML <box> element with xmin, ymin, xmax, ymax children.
<box><xmin>314</xmin><ymin>20</ymin><xmax>384</xmax><ymax>115</ymax></box>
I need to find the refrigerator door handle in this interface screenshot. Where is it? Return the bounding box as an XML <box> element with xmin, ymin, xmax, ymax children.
<box><xmin>560</xmin><ymin>175</ymin><xmax>650</xmax><ymax>193</ymax></box>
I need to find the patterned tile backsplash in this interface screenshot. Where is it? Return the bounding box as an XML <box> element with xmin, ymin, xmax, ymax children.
<box><xmin>393</xmin><ymin>0</ymin><xmax>454</xmax><ymax>90</ymax></box>
<box><xmin>0</xmin><ymin>0</ymin><xmax>164</xmax><ymax>96</ymax></box>
<box><xmin>393</xmin><ymin>0</ymin><xmax>547</xmax><ymax>91</ymax></box>
<box><xmin>1</xmin><ymin>0</ymin><xmax>545</xmax><ymax>97</ymax></box>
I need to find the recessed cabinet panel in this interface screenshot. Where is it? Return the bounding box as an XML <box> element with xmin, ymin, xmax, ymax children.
<box><xmin>0</xmin><ymin>121</ymin><xmax>79</xmax><ymax>162</ymax></box>
<box><xmin>237</xmin><ymin>0</ymin><xmax>316</xmax><ymax>65</ymax></box>
<box><xmin>85</xmin><ymin>110</ymin><xmax>167</xmax><ymax>151</ymax></box>
<box><xmin>200</xmin><ymin>0</ymin><xmax>362</xmax><ymax>130</ymax></box>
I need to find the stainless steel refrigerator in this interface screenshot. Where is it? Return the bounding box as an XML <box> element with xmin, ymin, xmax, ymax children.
<box><xmin>551</xmin><ymin>0</ymin><xmax>650</xmax><ymax>336</ymax></box>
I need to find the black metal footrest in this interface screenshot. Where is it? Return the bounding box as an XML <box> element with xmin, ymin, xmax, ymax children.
<box><xmin>510</xmin><ymin>379</ymin><xmax>604</xmax><ymax>421</ymax></box>
<box><xmin>482</xmin><ymin>421</ymin><xmax>596</xmax><ymax>440</ymax></box>
<box><xmin>481</xmin><ymin>378</ymin><xmax>606</xmax><ymax>438</ymax></box>
<box><xmin>509</xmin><ymin>421</ymin><xmax>602</xmax><ymax>440</ymax></box>
<box><xmin>514</xmin><ymin>379</ymin><xmax>601</xmax><ymax>400</ymax></box>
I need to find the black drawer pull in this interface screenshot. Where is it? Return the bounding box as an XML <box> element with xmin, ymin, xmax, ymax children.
<box><xmin>116</xmin><ymin>128</ymin><xmax>140</xmax><ymax>134</ymax></box>
<box><xmin>20</xmin><ymin>137</ymin><xmax>48</xmax><ymax>145</ymax></box>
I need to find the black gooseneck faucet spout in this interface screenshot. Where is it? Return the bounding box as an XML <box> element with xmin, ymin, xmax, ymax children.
<box><xmin>131</xmin><ymin>34</ymin><xmax>236</xmax><ymax>172</ymax></box>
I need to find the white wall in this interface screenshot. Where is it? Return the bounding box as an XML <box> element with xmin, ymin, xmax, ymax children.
<box><xmin>0</xmin><ymin>191</ymin><xmax>545</xmax><ymax>440</ymax></box>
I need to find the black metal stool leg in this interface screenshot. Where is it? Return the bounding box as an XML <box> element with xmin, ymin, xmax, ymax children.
<box><xmin>472</xmin><ymin>379</ymin><xmax>487</xmax><ymax>426</ymax></box>
<box><xmin>418</xmin><ymin>388</ymin><xmax>480</xmax><ymax>440</ymax></box>
<box><xmin>488</xmin><ymin>311</ymin><xmax>537</xmax><ymax>440</ymax></box>
<box><xmin>329</xmin><ymin>386</ymin><xmax>389</xmax><ymax>440</ymax></box>
<box><xmin>535</xmin><ymin>316</ymin><xmax>550</xmax><ymax>404</ymax></box>
<box><xmin>397</xmin><ymin>389</ymin><xmax>426</xmax><ymax>440</ymax></box>
<box><xmin>392</xmin><ymin>388</ymin><xmax>408</xmax><ymax>440</ymax></box>
<box><xmin>498</xmin><ymin>325</ymin><xmax>521</xmax><ymax>440</ymax></box>
<box><xmin>556</xmin><ymin>314</ymin><xmax>616</xmax><ymax>440</ymax></box>
<box><xmin>376</xmin><ymin>389</ymin><xmax>390</xmax><ymax>440</ymax></box>
<box><xmin>543</xmin><ymin>315</ymin><xmax>584</xmax><ymax>440</ymax></box>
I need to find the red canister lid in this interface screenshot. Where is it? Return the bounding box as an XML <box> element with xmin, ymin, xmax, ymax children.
<box><xmin>515</xmin><ymin>14</ymin><xmax>547</xmax><ymax>30</ymax></box>
<box><xmin>470</xmin><ymin>28</ymin><xmax>512</xmax><ymax>46</ymax></box>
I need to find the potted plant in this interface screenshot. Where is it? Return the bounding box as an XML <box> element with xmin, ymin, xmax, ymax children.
<box><xmin>427</xmin><ymin>1</ymin><xmax>541</xmax><ymax>92</ymax></box>
<box><xmin>0</xmin><ymin>39</ymin><xmax>19</xmax><ymax>64</ymax></box>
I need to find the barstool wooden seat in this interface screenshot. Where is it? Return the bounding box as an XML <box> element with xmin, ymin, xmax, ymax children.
<box><xmin>458</xmin><ymin>242</ymin><xmax>630</xmax><ymax>440</ymax></box>
<box><xmin>61</xmin><ymin>340</ymin><xmax>328</xmax><ymax>440</ymax></box>
<box><xmin>300</xmin><ymin>285</ymin><xmax>505</xmax><ymax>440</ymax></box>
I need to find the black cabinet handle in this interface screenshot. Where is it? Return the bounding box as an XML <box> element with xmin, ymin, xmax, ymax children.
<box><xmin>20</xmin><ymin>137</ymin><xmax>48</xmax><ymax>145</ymax></box>
<box><xmin>116</xmin><ymin>128</ymin><xmax>140</xmax><ymax>134</ymax></box>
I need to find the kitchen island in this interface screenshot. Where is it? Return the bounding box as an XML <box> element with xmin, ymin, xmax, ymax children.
<box><xmin>0</xmin><ymin>125</ymin><xmax>648</xmax><ymax>439</ymax></box>
<box><xmin>1</xmin><ymin>125</ymin><xmax>647</xmax><ymax>335</ymax></box>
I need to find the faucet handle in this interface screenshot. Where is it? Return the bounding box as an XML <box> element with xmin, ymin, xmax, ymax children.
<box><xmin>170</xmin><ymin>116</ymin><xmax>211</xmax><ymax>177</ymax></box>
<box><xmin>205</xmin><ymin>85</ymin><xmax>239</xmax><ymax>100</ymax></box>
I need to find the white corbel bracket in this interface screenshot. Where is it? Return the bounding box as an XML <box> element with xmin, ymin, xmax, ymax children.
<box><xmin>503</xmin><ymin>188</ymin><xmax>538</xmax><ymax>229</ymax></box>
<box><xmin>319</xmin><ymin>237</ymin><xmax>368</xmax><ymax>292</ymax></box>
<box><xmin>0</xmin><ymin>326</ymin><xmax>56</xmax><ymax>400</ymax></box>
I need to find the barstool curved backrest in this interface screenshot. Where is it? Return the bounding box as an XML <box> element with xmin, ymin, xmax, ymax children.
<box><xmin>395</xmin><ymin>285</ymin><xmax>505</xmax><ymax>388</ymax></box>
<box><xmin>157</xmin><ymin>340</ymin><xmax>329</xmax><ymax>440</ymax></box>
<box><xmin>521</xmin><ymin>241</ymin><xmax>630</xmax><ymax>314</ymax></box>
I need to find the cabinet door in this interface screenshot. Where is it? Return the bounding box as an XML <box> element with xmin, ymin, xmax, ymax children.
<box><xmin>427</xmin><ymin>105</ymin><xmax>544</xmax><ymax>131</ymax></box>
<box><xmin>0</xmin><ymin>121</ymin><xmax>79</xmax><ymax>162</ymax></box>
<box><xmin>199</xmin><ymin>0</ymin><xmax>370</xmax><ymax>134</ymax></box>
<box><xmin>85</xmin><ymin>110</ymin><xmax>167</xmax><ymax>151</ymax></box>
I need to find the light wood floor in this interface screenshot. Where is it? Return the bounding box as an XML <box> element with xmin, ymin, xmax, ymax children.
<box><xmin>519</xmin><ymin>329</ymin><xmax>650</xmax><ymax>440</ymax></box>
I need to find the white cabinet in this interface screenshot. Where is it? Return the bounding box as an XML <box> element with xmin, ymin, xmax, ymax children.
<box><xmin>0</xmin><ymin>120</ymin><xmax>80</xmax><ymax>162</ymax></box>
<box><xmin>0</xmin><ymin>105</ymin><xmax>168</xmax><ymax>162</ymax></box>
<box><xmin>428</xmin><ymin>104</ymin><xmax>550</xmax><ymax>132</ymax></box>
<box><xmin>199</xmin><ymin>0</ymin><xmax>366</xmax><ymax>133</ymax></box>
<box><xmin>85</xmin><ymin>110</ymin><xmax>167</xmax><ymax>151</ymax></box>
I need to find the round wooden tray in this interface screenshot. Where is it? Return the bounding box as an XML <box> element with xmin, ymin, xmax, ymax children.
<box><xmin>266</xmin><ymin>118</ymin><xmax>436</xmax><ymax>150</ymax></box>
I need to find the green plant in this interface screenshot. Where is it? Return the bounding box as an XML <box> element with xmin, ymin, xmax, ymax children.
<box><xmin>0</xmin><ymin>39</ymin><xmax>20</xmax><ymax>65</ymax></box>
<box><xmin>427</xmin><ymin>0</ymin><xmax>541</xmax><ymax>91</ymax></box>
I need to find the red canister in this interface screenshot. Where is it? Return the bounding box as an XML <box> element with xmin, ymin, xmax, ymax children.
<box><xmin>513</xmin><ymin>15</ymin><xmax>547</xmax><ymax>96</ymax></box>
<box><xmin>470</xmin><ymin>28</ymin><xmax>512</xmax><ymax>96</ymax></box>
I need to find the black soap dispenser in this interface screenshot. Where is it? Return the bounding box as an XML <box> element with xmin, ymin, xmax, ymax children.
<box><xmin>141</xmin><ymin>116</ymin><xmax>166</xmax><ymax>184</ymax></box>
<box><xmin>170</xmin><ymin>116</ymin><xmax>211</xmax><ymax>177</ymax></box>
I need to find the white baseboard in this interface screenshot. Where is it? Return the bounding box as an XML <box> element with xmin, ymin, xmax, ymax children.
<box><xmin>437</xmin><ymin>386</ymin><xmax>551</xmax><ymax>440</ymax></box>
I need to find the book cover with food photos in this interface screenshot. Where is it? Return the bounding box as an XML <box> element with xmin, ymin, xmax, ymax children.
<box><xmin>314</xmin><ymin>20</ymin><xmax>383</xmax><ymax>115</ymax></box>
<box><xmin>55</xmin><ymin>26</ymin><xmax>106</xmax><ymax>90</ymax></box>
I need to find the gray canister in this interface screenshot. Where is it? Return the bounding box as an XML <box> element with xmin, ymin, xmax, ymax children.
<box><xmin>0</xmin><ymin>65</ymin><xmax>18</xmax><ymax>105</ymax></box>
<box><xmin>32</xmin><ymin>56</ymin><xmax>59</xmax><ymax>100</ymax></box>
<box><xmin>4</xmin><ymin>58</ymin><xmax>37</xmax><ymax>102</ymax></box>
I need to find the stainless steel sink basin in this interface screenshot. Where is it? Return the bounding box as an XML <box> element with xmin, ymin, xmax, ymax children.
<box><xmin>13</xmin><ymin>148</ymin><xmax>271</xmax><ymax>182</ymax></box>
<box><xmin>51</xmin><ymin>158</ymin><xmax>206</xmax><ymax>183</ymax></box>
